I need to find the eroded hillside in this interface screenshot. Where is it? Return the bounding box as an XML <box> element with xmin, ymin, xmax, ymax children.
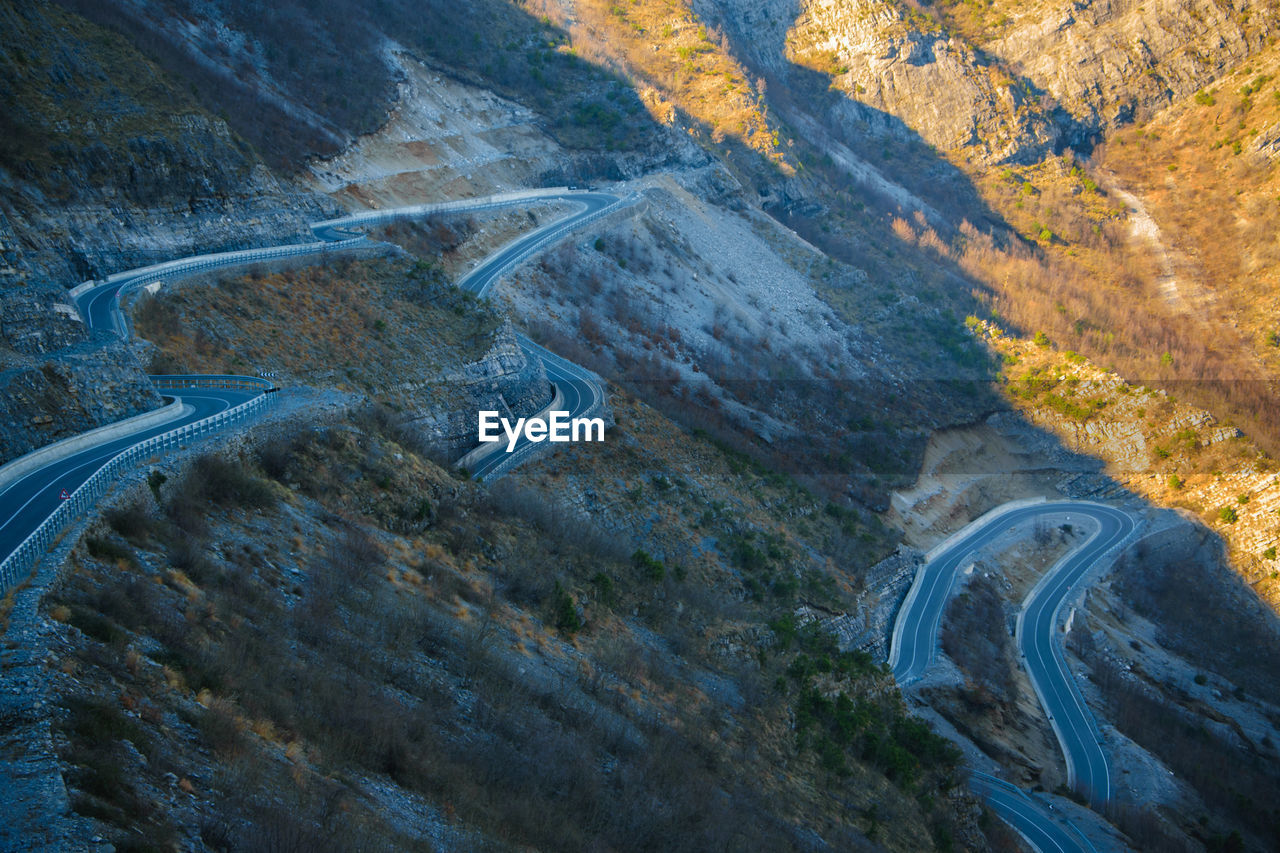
<box><xmin>5</xmin><ymin>0</ymin><xmax>1280</xmax><ymax>848</ymax></box>
<box><xmin>35</xmin><ymin>294</ymin><xmax>994</xmax><ymax>851</ymax></box>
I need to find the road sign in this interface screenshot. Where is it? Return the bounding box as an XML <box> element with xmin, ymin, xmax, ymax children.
<box><xmin>59</xmin><ymin>489</ymin><xmax>71</xmax><ymax>500</ymax></box>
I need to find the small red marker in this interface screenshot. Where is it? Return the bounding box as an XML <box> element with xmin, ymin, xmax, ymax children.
<box><xmin>59</xmin><ymin>489</ymin><xmax>71</xmax><ymax>500</ymax></box>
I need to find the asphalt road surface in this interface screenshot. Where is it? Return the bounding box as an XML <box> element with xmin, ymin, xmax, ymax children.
<box><xmin>0</xmin><ymin>385</ymin><xmax>258</xmax><ymax>576</ymax></box>
<box><xmin>889</xmin><ymin>500</ymin><xmax>1136</xmax><ymax>847</ymax></box>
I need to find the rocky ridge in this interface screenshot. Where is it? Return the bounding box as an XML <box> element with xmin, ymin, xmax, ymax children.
<box><xmin>785</xmin><ymin>0</ymin><xmax>1063</xmax><ymax>163</ymax></box>
<box><xmin>704</xmin><ymin>0</ymin><xmax>1275</xmax><ymax>168</ymax></box>
<box><xmin>988</xmin><ymin>0</ymin><xmax>1272</xmax><ymax>133</ymax></box>
<box><xmin>405</xmin><ymin>320</ymin><xmax>555</xmax><ymax>457</ymax></box>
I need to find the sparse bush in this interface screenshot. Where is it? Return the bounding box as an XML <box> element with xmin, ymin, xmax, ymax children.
<box><xmin>105</xmin><ymin>500</ymin><xmax>154</xmax><ymax>543</ymax></box>
<box><xmin>187</xmin><ymin>454</ymin><xmax>277</xmax><ymax>510</ymax></box>
<box><xmin>85</xmin><ymin>536</ymin><xmax>134</xmax><ymax>566</ymax></box>
<box><xmin>147</xmin><ymin>470</ymin><xmax>167</xmax><ymax>504</ymax></box>
<box><xmin>198</xmin><ymin>698</ymin><xmax>246</xmax><ymax>759</ymax></box>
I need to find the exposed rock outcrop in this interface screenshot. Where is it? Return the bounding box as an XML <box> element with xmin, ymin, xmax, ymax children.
<box><xmin>407</xmin><ymin>320</ymin><xmax>554</xmax><ymax>456</ymax></box>
<box><xmin>990</xmin><ymin>0</ymin><xmax>1270</xmax><ymax>134</ymax></box>
<box><xmin>703</xmin><ymin>0</ymin><xmax>1274</xmax><ymax>164</ymax></box>
<box><xmin>0</xmin><ymin>342</ymin><xmax>161</xmax><ymax>465</ymax></box>
<box><xmin>787</xmin><ymin>0</ymin><xmax>1062</xmax><ymax>162</ymax></box>
<box><xmin>0</xmin><ymin>289</ymin><xmax>87</xmax><ymax>357</ymax></box>
<box><xmin>825</xmin><ymin>544</ymin><xmax>923</xmax><ymax>661</ymax></box>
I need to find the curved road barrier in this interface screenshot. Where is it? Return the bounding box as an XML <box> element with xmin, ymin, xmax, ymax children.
<box><xmin>0</xmin><ymin>398</ymin><xmax>187</xmax><ymax>496</ymax></box>
<box><xmin>0</xmin><ymin>379</ymin><xmax>270</xmax><ymax>592</ymax></box>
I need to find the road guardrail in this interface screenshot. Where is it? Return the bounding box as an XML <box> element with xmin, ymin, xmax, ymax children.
<box><xmin>0</xmin><ymin>377</ymin><xmax>274</xmax><ymax>592</ymax></box>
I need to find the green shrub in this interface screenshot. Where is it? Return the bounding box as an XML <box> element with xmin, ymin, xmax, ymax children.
<box><xmin>1218</xmin><ymin>506</ymin><xmax>1238</xmax><ymax>524</ymax></box>
<box><xmin>552</xmin><ymin>582</ymin><xmax>582</xmax><ymax>634</ymax></box>
<box><xmin>146</xmin><ymin>470</ymin><xmax>167</xmax><ymax>504</ymax></box>
<box><xmin>590</xmin><ymin>572</ymin><xmax>616</xmax><ymax>607</ymax></box>
<box><xmin>631</xmin><ymin>549</ymin><xmax>665</xmax><ymax>582</ymax></box>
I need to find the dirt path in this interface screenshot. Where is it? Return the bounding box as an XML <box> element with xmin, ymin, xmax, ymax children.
<box><xmin>1094</xmin><ymin>168</ymin><xmax>1218</xmax><ymax>322</ymax></box>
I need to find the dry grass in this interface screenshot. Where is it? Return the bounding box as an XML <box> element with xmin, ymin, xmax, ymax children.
<box><xmin>133</xmin><ymin>255</ymin><xmax>498</xmax><ymax>400</ymax></box>
<box><xmin>543</xmin><ymin>0</ymin><xmax>792</xmax><ymax>174</ymax></box>
<box><xmin>1099</xmin><ymin>51</ymin><xmax>1280</xmax><ymax>377</ymax></box>
<box><xmin>884</xmin><ymin>145</ymin><xmax>1280</xmax><ymax>458</ymax></box>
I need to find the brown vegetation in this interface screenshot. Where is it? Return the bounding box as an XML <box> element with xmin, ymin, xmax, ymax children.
<box><xmin>559</xmin><ymin>0</ymin><xmax>789</xmax><ymax>171</ymax></box>
<box><xmin>133</xmin><ymin>256</ymin><xmax>498</xmax><ymax>399</ymax></box>
<box><xmin>982</xmin><ymin>331</ymin><xmax>1280</xmax><ymax>607</ymax></box>
<box><xmin>1099</xmin><ymin>54</ymin><xmax>1280</xmax><ymax>378</ymax></box>
<box><xmin>45</xmin><ymin>403</ymin><xmax>984</xmax><ymax>850</ymax></box>
<box><xmin>941</xmin><ymin>574</ymin><xmax>1016</xmax><ymax>703</ymax></box>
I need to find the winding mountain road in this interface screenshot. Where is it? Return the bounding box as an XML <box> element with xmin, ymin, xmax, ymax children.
<box><xmin>970</xmin><ymin>772</ymin><xmax>1099</xmax><ymax>853</ymax></box>
<box><xmin>317</xmin><ymin>188</ymin><xmax>627</xmax><ymax>478</ymax></box>
<box><xmin>3</xmin><ymin>187</ymin><xmax>631</xmax><ymax>591</ymax></box>
<box><xmin>889</xmin><ymin>499</ymin><xmax>1136</xmax><ymax>849</ymax></box>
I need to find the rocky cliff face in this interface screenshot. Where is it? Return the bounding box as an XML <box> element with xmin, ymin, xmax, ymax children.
<box><xmin>408</xmin><ymin>320</ymin><xmax>554</xmax><ymax>456</ymax></box>
<box><xmin>703</xmin><ymin>0</ymin><xmax>1274</xmax><ymax>166</ymax></box>
<box><xmin>0</xmin><ymin>1</ymin><xmax>328</xmax><ymax>292</ymax></box>
<box><xmin>0</xmin><ymin>341</ymin><xmax>161</xmax><ymax>464</ymax></box>
<box><xmin>786</xmin><ymin>0</ymin><xmax>1062</xmax><ymax>162</ymax></box>
<box><xmin>824</xmin><ymin>545</ymin><xmax>922</xmax><ymax>661</ymax></box>
<box><xmin>989</xmin><ymin>0</ymin><xmax>1270</xmax><ymax>135</ymax></box>
<box><xmin>697</xmin><ymin>0</ymin><xmax>1060</xmax><ymax>163</ymax></box>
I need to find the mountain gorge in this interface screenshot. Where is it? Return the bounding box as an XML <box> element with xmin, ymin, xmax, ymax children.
<box><xmin>2</xmin><ymin>0</ymin><xmax>1280</xmax><ymax>849</ymax></box>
